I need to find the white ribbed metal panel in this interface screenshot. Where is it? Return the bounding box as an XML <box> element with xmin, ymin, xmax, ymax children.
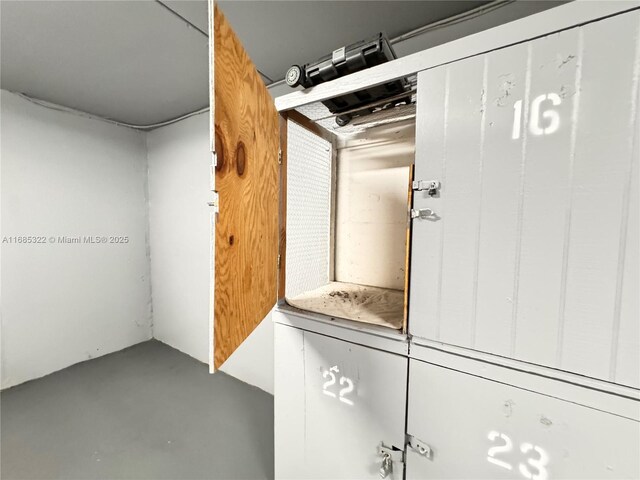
<box><xmin>406</xmin><ymin>359</ymin><xmax>640</xmax><ymax>479</ymax></box>
<box><xmin>274</xmin><ymin>321</ymin><xmax>408</xmax><ymax>480</ymax></box>
<box><xmin>285</xmin><ymin>120</ymin><xmax>332</xmax><ymax>298</ymax></box>
<box><xmin>409</xmin><ymin>10</ymin><xmax>640</xmax><ymax>387</ymax></box>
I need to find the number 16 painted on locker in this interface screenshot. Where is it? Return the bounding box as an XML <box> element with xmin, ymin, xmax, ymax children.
<box><xmin>512</xmin><ymin>93</ymin><xmax>562</xmax><ymax>140</ymax></box>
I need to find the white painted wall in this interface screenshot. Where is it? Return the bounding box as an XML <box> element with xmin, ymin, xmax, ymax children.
<box><xmin>220</xmin><ymin>314</ymin><xmax>273</xmax><ymax>395</ymax></box>
<box><xmin>335</xmin><ymin>134</ymin><xmax>414</xmax><ymax>291</ymax></box>
<box><xmin>146</xmin><ymin>113</ymin><xmax>274</xmax><ymax>394</ymax></box>
<box><xmin>0</xmin><ymin>90</ymin><xmax>152</xmax><ymax>390</ymax></box>
<box><xmin>146</xmin><ymin>113</ymin><xmax>211</xmax><ymax>364</ymax></box>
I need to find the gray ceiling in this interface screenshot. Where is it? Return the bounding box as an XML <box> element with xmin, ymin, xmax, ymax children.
<box><xmin>1</xmin><ymin>0</ymin><xmax>558</xmax><ymax>126</ymax></box>
<box><xmin>217</xmin><ymin>1</ymin><xmax>487</xmax><ymax>83</ymax></box>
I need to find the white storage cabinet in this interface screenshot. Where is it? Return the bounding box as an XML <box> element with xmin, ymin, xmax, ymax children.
<box><xmin>209</xmin><ymin>2</ymin><xmax>640</xmax><ymax>479</ymax></box>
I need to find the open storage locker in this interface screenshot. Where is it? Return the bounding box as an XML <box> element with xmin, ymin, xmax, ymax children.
<box><xmin>282</xmin><ymin>96</ymin><xmax>416</xmax><ymax>332</ymax></box>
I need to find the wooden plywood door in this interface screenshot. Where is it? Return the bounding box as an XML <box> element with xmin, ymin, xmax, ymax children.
<box><xmin>212</xmin><ymin>4</ymin><xmax>279</xmax><ymax>369</ymax></box>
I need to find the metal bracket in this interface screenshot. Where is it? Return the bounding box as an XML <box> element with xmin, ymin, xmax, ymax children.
<box><xmin>410</xmin><ymin>208</ymin><xmax>436</xmax><ymax>220</ymax></box>
<box><xmin>413</xmin><ymin>180</ymin><xmax>441</xmax><ymax>196</ymax></box>
<box><xmin>407</xmin><ymin>435</ymin><xmax>432</xmax><ymax>459</ymax></box>
<box><xmin>278</xmin><ymin>149</ymin><xmax>283</xmax><ymax>165</ymax></box>
<box><xmin>207</xmin><ymin>191</ymin><xmax>219</xmax><ymax>214</ymax></box>
<box><xmin>377</xmin><ymin>443</ymin><xmax>404</xmax><ymax>463</ymax></box>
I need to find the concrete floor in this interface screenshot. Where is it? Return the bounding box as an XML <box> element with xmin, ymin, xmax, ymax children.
<box><xmin>1</xmin><ymin>340</ymin><xmax>274</xmax><ymax>480</ymax></box>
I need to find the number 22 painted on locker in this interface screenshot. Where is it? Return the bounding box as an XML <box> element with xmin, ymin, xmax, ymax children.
<box><xmin>322</xmin><ymin>366</ymin><xmax>355</xmax><ymax>406</ymax></box>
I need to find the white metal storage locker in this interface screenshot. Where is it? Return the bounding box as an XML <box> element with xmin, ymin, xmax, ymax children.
<box><xmin>409</xmin><ymin>8</ymin><xmax>640</xmax><ymax>388</ymax></box>
<box><xmin>405</xmin><ymin>357</ymin><xmax>640</xmax><ymax>479</ymax></box>
<box><xmin>274</xmin><ymin>316</ymin><xmax>408</xmax><ymax>480</ymax></box>
<box><xmin>208</xmin><ymin>2</ymin><xmax>640</xmax><ymax>478</ymax></box>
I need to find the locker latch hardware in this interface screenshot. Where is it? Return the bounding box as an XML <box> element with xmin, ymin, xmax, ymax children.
<box><xmin>410</xmin><ymin>208</ymin><xmax>437</xmax><ymax>220</ymax></box>
<box><xmin>407</xmin><ymin>435</ymin><xmax>432</xmax><ymax>459</ymax></box>
<box><xmin>377</xmin><ymin>443</ymin><xmax>404</xmax><ymax>478</ymax></box>
<box><xmin>207</xmin><ymin>191</ymin><xmax>219</xmax><ymax>214</ymax></box>
<box><xmin>332</xmin><ymin>46</ymin><xmax>346</xmax><ymax>65</ymax></box>
<box><xmin>413</xmin><ymin>180</ymin><xmax>441</xmax><ymax>196</ymax></box>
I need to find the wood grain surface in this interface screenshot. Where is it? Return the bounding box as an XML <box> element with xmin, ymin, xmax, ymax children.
<box><xmin>403</xmin><ymin>164</ymin><xmax>414</xmax><ymax>334</ymax></box>
<box><xmin>277</xmin><ymin>114</ymin><xmax>287</xmax><ymax>300</ymax></box>
<box><xmin>213</xmin><ymin>5</ymin><xmax>279</xmax><ymax>369</ymax></box>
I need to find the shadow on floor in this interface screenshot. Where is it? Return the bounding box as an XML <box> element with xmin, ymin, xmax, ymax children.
<box><xmin>1</xmin><ymin>340</ymin><xmax>274</xmax><ymax>480</ymax></box>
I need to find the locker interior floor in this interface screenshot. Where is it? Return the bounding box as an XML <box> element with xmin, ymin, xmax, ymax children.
<box><xmin>0</xmin><ymin>340</ymin><xmax>274</xmax><ymax>480</ymax></box>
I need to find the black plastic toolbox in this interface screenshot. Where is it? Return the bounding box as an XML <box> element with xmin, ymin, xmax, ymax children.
<box><xmin>285</xmin><ymin>33</ymin><xmax>411</xmax><ymax>126</ymax></box>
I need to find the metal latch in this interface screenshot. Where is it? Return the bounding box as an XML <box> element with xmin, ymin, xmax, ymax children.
<box><xmin>410</xmin><ymin>208</ymin><xmax>436</xmax><ymax>220</ymax></box>
<box><xmin>377</xmin><ymin>443</ymin><xmax>404</xmax><ymax>479</ymax></box>
<box><xmin>413</xmin><ymin>180</ymin><xmax>441</xmax><ymax>196</ymax></box>
<box><xmin>408</xmin><ymin>435</ymin><xmax>432</xmax><ymax>459</ymax></box>
<box><xmin>332</xmin><ymin>46</ymin><xmax>346</xmax><ymax>65</ymax></box>
<box><xmin>207</xmin><ymin>191</ymin><xmax>219</xmax><ymax>214</ymax></box>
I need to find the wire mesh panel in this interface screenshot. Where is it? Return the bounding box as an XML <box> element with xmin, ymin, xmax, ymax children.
<box><xmin>285</xmin><ymin>120</ymin><xmax>333</xmax><ymax>298</ymax></box>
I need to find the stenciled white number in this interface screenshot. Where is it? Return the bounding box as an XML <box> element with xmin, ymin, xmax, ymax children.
<box><xmin>487</xmin><ymin>432</ymin><xmax>550</xmax><ymax>479</ymax></box>
<box><xmin>512</xmin><ymin>93</ymin><xmax>562</xmax><ymax>139</ymax></box>
<box><xmin>322</xmin><ymin>366</ymin><xmax>338</xmax><ymax>398</ymax></box>
<box><xmin>487</xmin><ymin>431</ymin><xmax>513</xmax><ymax>470</ymax></box>
<box><xmin>338</xmin><ymin>376</ymin><xmax>354</xmax><ymax>406</ymax></box>
<box><xmin>519</xmin><ymin>443</ymin><xmax>550</xmax><ymax>480</ymax></box>
<box><xmin>321</xmin><ymin>366</ymin><xmax>355</xmax><ymax>406</ymax></box>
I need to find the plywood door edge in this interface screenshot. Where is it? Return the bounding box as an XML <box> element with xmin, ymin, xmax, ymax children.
<box><xmin>403</xmin><ymin>164</ymin><xmax>415</xmax><ymax>334</ymax></box>
<box><xmin>278</xmin><ymin>113</ymin><xmax>288</xmax><ymax>300</ymax></box>
<box><xmin>208</xmin><ymin>0</ymin><xmax>215</xmax><ymax>373</ymax></box>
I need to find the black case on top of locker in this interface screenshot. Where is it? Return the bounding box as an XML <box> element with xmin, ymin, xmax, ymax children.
<box><xmin>285</xmin><ymin>33</ymin><xmax>412</xmax><ymax>125</ymax></box>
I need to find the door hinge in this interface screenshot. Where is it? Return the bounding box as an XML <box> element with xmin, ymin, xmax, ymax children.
<box><xmin>410</xmin><ymin>208</ymin><xmax>437</xmax><ymax>220</ymax></box>
<box><xmin>207</xmin><ymin>191</ymin><xmax>219</xmax><ymax>214</ymax></box>
<box><xmin>278</xmin><ymin>148</ymin><xmax>283</xmax><ymax>165</ymax></box>
<box><xmin>277</xmin><ymin>254</ymin><xmax>281</xmax><ymax>269</ymax></box>
<box><xmin>413</xmin><ymin>179</ymin><xmax>441</xmax><ymax>196</ymax></box>
<box><xmin>407</xmin><ymin>435</ymin><xmax>432</xmax><ymax>459</ymax></box>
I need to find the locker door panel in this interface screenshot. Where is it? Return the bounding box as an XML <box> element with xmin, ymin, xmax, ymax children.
<box><xmin>409</xmin><ymin>9</ymin><xmax>640</xmax><ymax>386</ymax></box>
<box><xmin>406</xmin><ymin>359</ymin><xmax>640</xmax><ymax>479</ymax></box>
<box><xmin>274</xmin><ymin>323</ymin><xmax>408</xmax><ymax>479</ymax></box>
<box><xmin>211</xmin><ymin>4</ymin><xmax>280</xmax><ymax>369</ymax></box>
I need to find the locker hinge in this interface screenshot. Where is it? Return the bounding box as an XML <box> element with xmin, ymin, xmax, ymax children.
<box><xmin>407</xmin><ymin>435</ymin><xmax>432</xmax><ymax>459</ymax></box>
<box><xmin>207</xmin><ymin>191</ymin><xmax>219</xmax><ymax>214</ymax></box>
<box><xmin>278</xmin><ymin>149</ymin><xmax>283</xmax><ymax>165</ymax></box>
<box><xmin>410</xmin><ymin>208</ymin><xmax>437</xmax><ymax>220</ymax></box>
<box><xmin>210</xmin><ymin>152</ymin><xmax>217</xmax><ymax>192</ymax></box>
<box><xmin>277</xmin><ymin>254</ymin><xmax>281</xmax><ymax>269</ymax></box>
<box><xmin>412</xmin><ymin>179</ymin><xmax>440</xmax><ymax>196</ymax></box>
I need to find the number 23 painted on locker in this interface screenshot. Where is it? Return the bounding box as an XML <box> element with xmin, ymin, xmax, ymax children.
<box><xmin>487</xmin><ymin>431</ymin><xmax>550</xmax><ymax>480</ymax></box>
<box><xmin>322</xmin><ymin>366</ymin><xmax>355</xmax><ymax>406</ymax></box>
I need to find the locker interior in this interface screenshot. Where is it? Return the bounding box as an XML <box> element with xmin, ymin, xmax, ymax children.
<box><xmin>283</xmin><ymin>99</ymin><xmax>417</xmax><ymax>332</ymax></box>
